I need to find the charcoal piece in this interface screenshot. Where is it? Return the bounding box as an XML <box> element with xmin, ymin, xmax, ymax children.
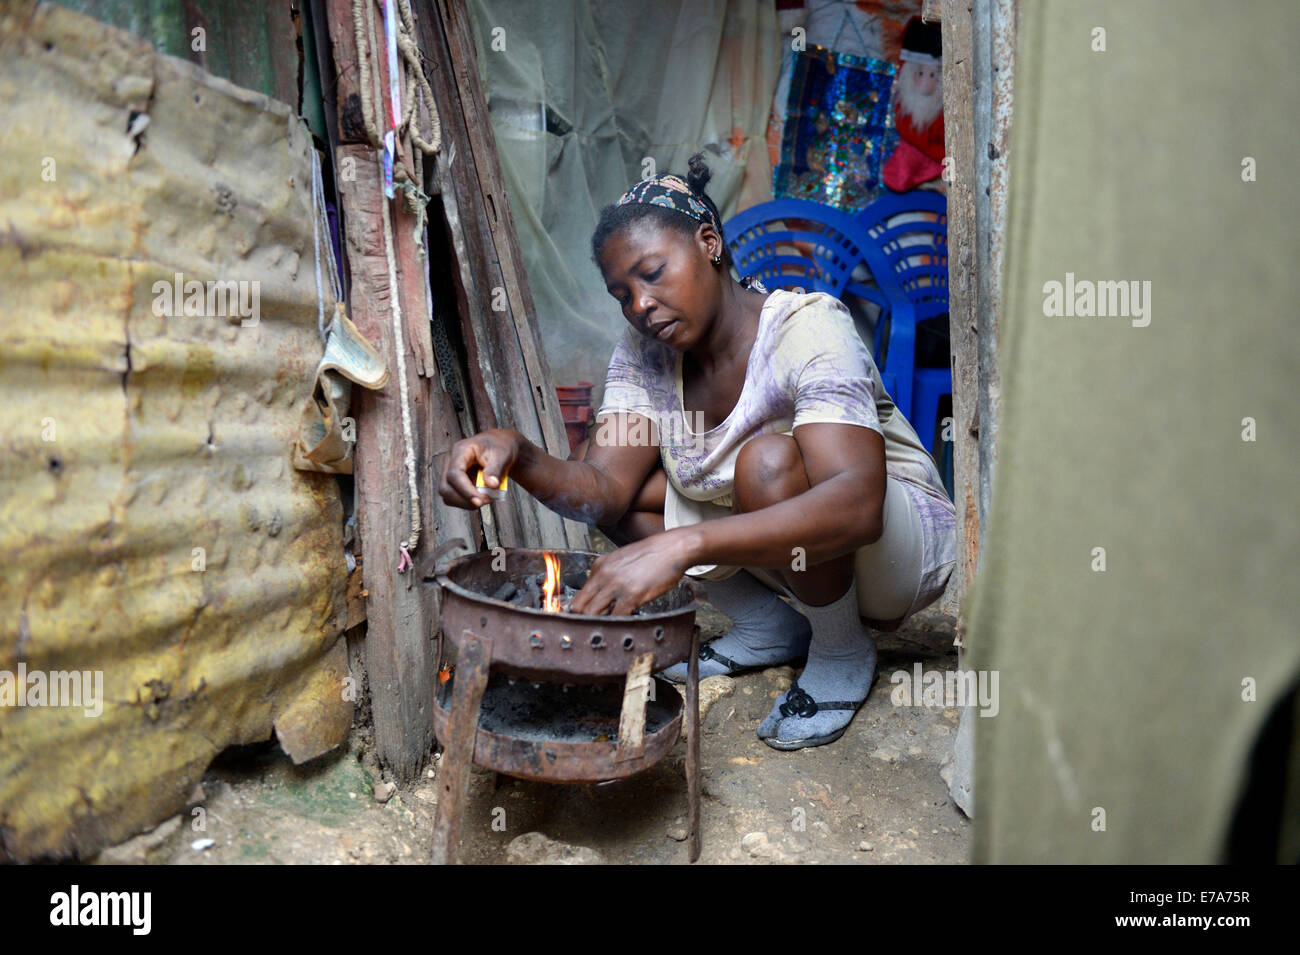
<box><xmin>490</xmin><ymin>581</ymin><xmax>518</xmax><ymax>602</ymax></box>
<box><xmin>562</xmin><ymin>571</ymin><xmax>587</xmax><ymax>590</ymax></box>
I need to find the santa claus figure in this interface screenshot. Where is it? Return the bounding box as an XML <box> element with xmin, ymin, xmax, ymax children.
<box><xmin>883</xmin><ymin>17</ymin><xmax>945</xmax><ymax>192</ymax></box>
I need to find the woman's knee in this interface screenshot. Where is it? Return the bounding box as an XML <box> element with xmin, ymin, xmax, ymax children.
<box><xmin>733</xmin><ymin>435</ymin><xmax>809</xmax><ymax>513</ymax></box>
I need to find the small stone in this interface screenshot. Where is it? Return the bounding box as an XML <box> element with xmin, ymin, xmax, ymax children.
<box><xmin>741</xmin><ymin>831</ymin><xmax>768</xmax><ymax>853</ymax></box>
<box><xmin>191</xmin><ymin>838</ymin><xmax>215</xmax><ymax>851</ymax></box>
<box><xmin>858</xmin><ymin>841</ymin><xmax>872</xmax><ymax>851</ymax></box>
<box><xmin>680</xmin><ymin>675</ymin><xmax>735</xmax><ymax>737</ymax></box>
<box><xmin>373</xmin><ymin>781</ymin><xmax>396</xmax><ymax>803</ymax></box>
<box><xmin>666</xmin><ymin>819</ymin><xmax>689</xmax><ymax>842</ymax></box>
<box><xmin>763</xmin><ymin>666</ymin><xmax>794</xmax><ymax>691</ymax></box>
<box><xmin>95</xmin><ymin>815</ymin><xmax>182</xmax><ymax>864</ymax></box>
<box><xmin>506</xmin><ymin>831</ymin><xmax>602</xmax><ymax>865</ymax></box>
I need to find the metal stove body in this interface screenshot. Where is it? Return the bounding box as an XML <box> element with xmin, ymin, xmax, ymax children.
<box><xmin>429</xmin><ymin>547</ymin><xmax>704</xmax><ymax>864</ymax></box>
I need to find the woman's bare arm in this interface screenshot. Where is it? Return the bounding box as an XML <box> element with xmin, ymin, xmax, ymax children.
<box><xmin>438</xmin><ymin>413</ymin><xmax>660</xmax><ymax>526</ymax></box>
<box><xmin>570</xmin><ymin>422</ymin><xmax>886</xmax><ymax>615</ymax></box>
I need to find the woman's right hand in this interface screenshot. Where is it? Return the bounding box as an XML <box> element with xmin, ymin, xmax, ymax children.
<box><xmin>438</xmin><ymin>428</ymin><xmax>524</xmax><ymax>509</ymax></box>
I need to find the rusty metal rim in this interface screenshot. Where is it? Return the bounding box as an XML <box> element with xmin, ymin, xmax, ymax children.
<box><xmin>435</xmin><ymin>548</ymin><xmax>704</xmax><ymax>624</ymax></box>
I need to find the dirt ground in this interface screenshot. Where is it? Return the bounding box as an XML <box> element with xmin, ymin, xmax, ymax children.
<box><xmin>95</xmin><ymin>599</ymin><xmax>970</xmax><ymax>865</ymax></box>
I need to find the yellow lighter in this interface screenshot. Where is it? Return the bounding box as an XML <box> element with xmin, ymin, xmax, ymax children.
<box><xmin>474</xmin><ymin>466</ymin><xmax>509</xmax><ymax>501</ymax></box>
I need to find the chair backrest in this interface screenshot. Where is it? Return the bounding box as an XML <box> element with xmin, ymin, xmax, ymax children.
<box><xmin>723</xmin><ymin>199</ymin><xmax>884</xmax><ymax>300</ymax></box>
<box><xmin>853</xmin><ymin>190</ymin><xmax>948</xmax><ymax>322</ymax></box>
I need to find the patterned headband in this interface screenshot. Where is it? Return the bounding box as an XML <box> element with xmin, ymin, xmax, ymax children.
<box><xmin>615</xmin><ymin>174</ymin><xmax>721</xmax><ymax>233</ymax></box>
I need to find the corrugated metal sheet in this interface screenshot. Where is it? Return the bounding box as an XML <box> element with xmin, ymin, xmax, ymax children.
<box><xmin>0</xmin><ymin>1</ymin><xmax>350</xmax><ymax>860</ymax></box>
<box><xmin>52</xmin><ymin>0</ymin><xmax>301</xmax><ymax>108</ymax></box>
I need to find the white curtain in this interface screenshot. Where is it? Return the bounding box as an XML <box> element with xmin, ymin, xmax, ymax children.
<box><xmin>467</xmin><ymin>0</ymin><xmax>781</xmax><ymax>392</ymax></box>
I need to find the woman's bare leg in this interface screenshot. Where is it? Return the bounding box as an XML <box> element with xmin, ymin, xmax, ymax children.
<box><xmin>732</xmin><ymin>434</ymin><xmax>855</xmax><ymax>606</ymax></box>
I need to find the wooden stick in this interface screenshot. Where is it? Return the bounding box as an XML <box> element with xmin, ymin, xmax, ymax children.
<box><xmin>615</xmin><ymin>652</ymin><xmax>655</xmax><ymax>762</ymax></box>
<box><xmin>686</xmin><ymin>626</ymin><xmax>702</xmax><ymax>862</ymax></box>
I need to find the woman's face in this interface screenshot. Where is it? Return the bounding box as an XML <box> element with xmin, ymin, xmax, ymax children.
<box><xmin>598</xmin><ymin>219</ymin><xmax>722</xmax><ymax>351</ymax></box>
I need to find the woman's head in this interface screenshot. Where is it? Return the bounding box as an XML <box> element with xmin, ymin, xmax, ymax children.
<box><xmin>591</xmin><ymin>154</ymin><xmax>733</xmax><ymax>350</ymax></box>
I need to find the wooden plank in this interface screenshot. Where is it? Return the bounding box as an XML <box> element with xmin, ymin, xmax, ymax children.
<box><xmin>323</xmin><ymin>0</ymin><xmax>416</xmax><ymax>188</ymax></box>
<box><xmin>976</xmin><ymin>0</ymin><xmax>1015</xmax><ymax>546</ymax></box>
<box><xmin>324</xmin><ymin>0</ymin><xmax>370</xmax><ymax>144</ymax></box>
<box><xmin>941</xmin><ymin>0</ymin><xmax>979</xmax><ymax>639</ymax></box>
<box><xmin>615</xmin><ymin>652</ymin><xmax>655</xmax><ymax>762</ymax></box>
<box><xmin>326</xmin><ymin>0</ymin><xmax>489</xmax><ymax>781</ymax></box>
<box><xmin>686</xmin><ymin>627</ymin><xmax>702</xmax><ymax>863</ymax></box>
<box><xmin>334</xmin><ymin>142</ymin><xmax>439</xmax><ymax>781</ymax></box>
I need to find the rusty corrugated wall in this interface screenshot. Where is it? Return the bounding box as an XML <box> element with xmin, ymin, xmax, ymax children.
<box><xmin>52</xmin><ymin>0</ymin><xmax>301</xmax><ymax>109</ymax></box>
<box><xmin>0</xmin><ymin>1</ymin><xmax>351</xmax><ymax>860</ymax></box>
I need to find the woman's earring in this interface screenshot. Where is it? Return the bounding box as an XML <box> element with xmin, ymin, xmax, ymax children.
<box><xmin>710</xmin><ymin>252</ymin><xmax>723</xmax><ymax>267</ymax></box>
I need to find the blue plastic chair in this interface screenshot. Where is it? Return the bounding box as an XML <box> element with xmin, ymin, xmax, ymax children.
<box><xmin>845</xmin><ymin>190</ymin><xmax>951</xmax><ymax>457</ymax></box>
<box><xmin>724</xmin><ymin>199</ymin><xmax>883</xmax><ymax>299</ymax></box>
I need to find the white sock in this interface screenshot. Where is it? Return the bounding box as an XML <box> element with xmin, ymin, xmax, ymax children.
<box><xmin>758</xmin><ymin>579</ymin><xmax>877</xmax><ymax>744</ymax></box>
<box><xmin>660</xmin><ymin>571</ymin><xmax>811</xmax><ymax>681</ymax></box>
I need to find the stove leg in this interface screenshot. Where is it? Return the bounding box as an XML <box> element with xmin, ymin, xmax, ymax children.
<box><xmin>430</xmin><ymin>629</ymin><xmax>491</xmax><ymax>865</ymax></box>
<box><xmin>686</xmin><ymin>624</ymin><xmax>702</xmax><ymax>863</ymax></box>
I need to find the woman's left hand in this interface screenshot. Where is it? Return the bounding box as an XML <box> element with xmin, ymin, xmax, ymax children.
<box><xmin>570</xmin><ymin>530</ymin><xmax>696</xmax><ymax>616</ymax></box>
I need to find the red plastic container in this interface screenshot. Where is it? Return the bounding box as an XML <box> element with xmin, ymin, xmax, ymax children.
<box><xmin>556</xmin><ymin>381</ymin><xmax>595</xmax><ymax>452</ymax></box>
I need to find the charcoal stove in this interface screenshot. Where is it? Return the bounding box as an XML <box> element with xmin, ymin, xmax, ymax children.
<box><xmin>428</xmin><ymin>546</ymin><xmax>705</xmax><ymax>864</ymax></box>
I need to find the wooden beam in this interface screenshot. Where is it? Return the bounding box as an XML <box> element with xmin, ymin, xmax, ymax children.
<box><xmin>942</xmin><ymin>0</ymin><xmax>979</xmax><ymax>639</ymax></box>
<box><xmin>335</xmin><ymin>143</ymin><xmax>439</xmax><ymax>782</ymax></box>
<box><xmin>325</xmin><ymin>0</ymin><xmax>475</xmax><ymax>781</ymax></box>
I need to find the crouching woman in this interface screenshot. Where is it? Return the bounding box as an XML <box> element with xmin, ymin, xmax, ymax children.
<box><xmin>438</xmin><ymin>156</ymin><xmax>956</xmax><ymax>750</ymax></box>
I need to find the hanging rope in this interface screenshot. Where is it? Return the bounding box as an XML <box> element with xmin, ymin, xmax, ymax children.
<box><xmin>381</xmin><ymin>172</ymin><xmax>422</xmax><ymax>562</ymax></box>
<box><xmin>352</xmin><ymin>0</ymin><xmax>441</xmax><ymax>156</ymax></box>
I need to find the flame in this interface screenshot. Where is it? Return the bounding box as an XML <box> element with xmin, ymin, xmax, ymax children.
<box><xmin>542</xmin><ymin>552</ymin><xmax>563</xmax><ymax>613</ymax></box>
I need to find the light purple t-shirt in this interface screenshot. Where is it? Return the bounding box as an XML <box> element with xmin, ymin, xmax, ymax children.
<box><xmin>595</xmin><ymin>288</ymin><xmax>951</xmax><ymax>508</ymax></box>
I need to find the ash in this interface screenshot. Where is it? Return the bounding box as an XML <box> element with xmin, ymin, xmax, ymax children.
<box><xmin>465</xmin><ymin>674</ymin><xmax>678</xmax><ymax>743</ymax></box>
